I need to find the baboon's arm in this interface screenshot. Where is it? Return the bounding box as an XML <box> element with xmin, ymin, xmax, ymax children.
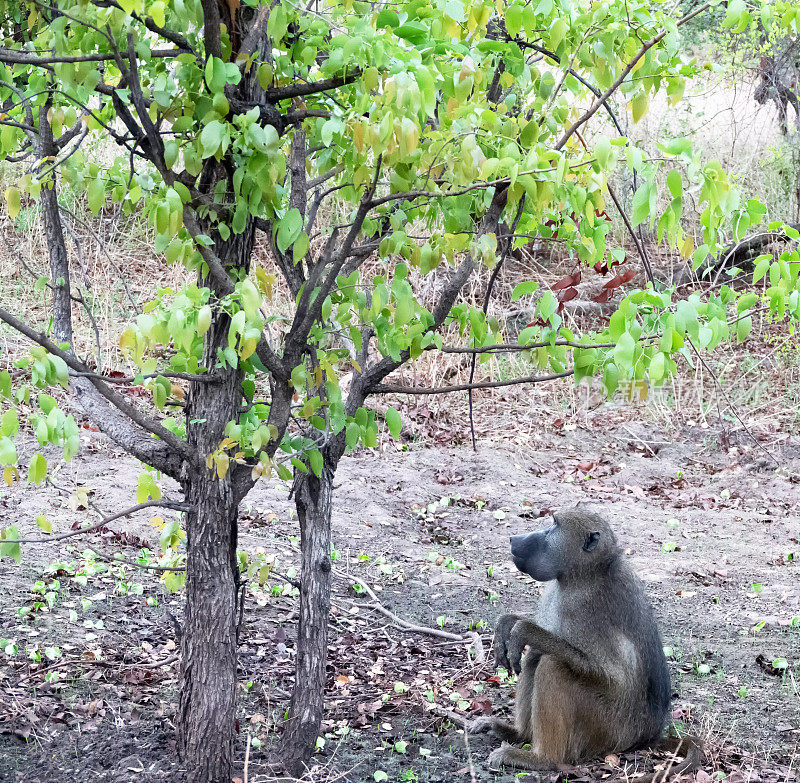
<box><xmin>505</xmin><ymin>619</ymin><xmax>603</xmax><ymax>682</ymax></box>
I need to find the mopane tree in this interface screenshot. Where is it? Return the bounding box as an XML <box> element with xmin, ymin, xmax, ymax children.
<box><xmin>1</xmin><ymin>0</ymin><xmax>798</xmax><ymax>780</ymax></box>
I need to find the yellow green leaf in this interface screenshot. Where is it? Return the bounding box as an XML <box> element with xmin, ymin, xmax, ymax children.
<box><xmin>5</xmin><ymin>187</ymin><xmax>20</xmax><ymax>219</ymax></box>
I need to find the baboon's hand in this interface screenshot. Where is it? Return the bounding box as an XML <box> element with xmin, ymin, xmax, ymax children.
<box><xmin>506</xmin><ymin>621</ymin><xmax>528</xmax><ymax>674</ymax></box>
<box><xmin>507</xmin><ymin>619</ymin><xmax>543</xmax><ymax>675</ymax></box>
<box><xmin>494</xmin><ymin>614</ymin><xmax>521</xmax><ymax>671</ymax></box>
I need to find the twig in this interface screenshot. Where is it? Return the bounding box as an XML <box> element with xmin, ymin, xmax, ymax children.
<box><xmin>0</xmin><ymin>499</ymin><xmax>187</xmax><ymax>544</ymax></box>
<box><xmin>0</xmin><ymin>305</ymin><xmax>193</xmax><ymax>462</ymax></box>
<box><xmin>351</xmin><ymin>601</ymin><xmax>465</xmax><ymax>641</ymax></box>
<box><xmin>244</xmin><ymin>731</ymin><xmax>252</xmax><ymax>783</ymax></box>
<box><xmin>373</xmin><ymin>369</ymin><xmax>574</xmax><ymax>395</ymax></box>
<box><xmin>343</xmin><ymin>576</ymin><xmax>486</xmax><ymax>662</ymax></box>
<box><xmin>17</xmin><ymin>653</ymin><xmax>178</xmax><ymax>682</ymax></box>
<box><xmin>423</xmin><ymin>701</ymin><xmax>469</xmax><ymax>729</ymax></box>
<box><xmin>555</xmin><ymin>3</ymin><xmax>712</xmax><ymax>149</ymax></box>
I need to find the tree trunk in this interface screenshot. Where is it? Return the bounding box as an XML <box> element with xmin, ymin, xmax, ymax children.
<box><xmin>177</xmin><ymin>473</ymin><xmax>239</xmax><ymax>782</ymax></box>
<box><xmin>36</xmin><ymin>107</ymin><xmax>73</xmax><ymax>348</ymax></box>
<box><xmin>279</xmin><ymin>464</ymin><xmax>334</xmax><ymax>776</ymax></box>
<box><xmin>177</xmin><ymin>227</ymin><xmax>252</xmax><ymax>782</ymax></box>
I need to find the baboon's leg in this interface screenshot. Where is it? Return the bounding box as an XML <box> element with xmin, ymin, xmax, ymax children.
<box><xmin>469</xmin><ymin>716</ymin><xmax>522</xmax><ymax>743</ymax></box>
<box><xmin>487</xmin><ymin>743</ymin><xmax>558</xmax><ymax>772</ymax></box>
<box><xmin>532</xmin><ymin>657</ymin><xmax>613</xmax><ymax>764</ymax></box>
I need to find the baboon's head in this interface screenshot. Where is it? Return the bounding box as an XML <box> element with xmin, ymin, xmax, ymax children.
<box><xmin>509</xmin><ymin>505</ymin><xmax>620</xmax><ymax>582</ymax></box>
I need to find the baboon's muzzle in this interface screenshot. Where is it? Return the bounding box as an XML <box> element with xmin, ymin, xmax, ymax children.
<box><xmin>510</xmin><ymin>531</ymin><xmax>547</xmax><ymax>573</ymax></box>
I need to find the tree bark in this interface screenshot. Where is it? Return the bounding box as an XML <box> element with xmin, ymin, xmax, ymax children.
<box><xmin>36</xmin><ymin>106</ymin><xmax>72</xmax><ymax>348</ymax></box>
<box><xmin>177</xmin><ymin>226</ymin><xmax>252</xmax><ymax>782</ymax></box>
<box><xmin>177</xmin><ymin>471</ymin><xmax>239</xmax><ymax>782</ymax></box>
<box><xmin>279</xmin><ymin>463</ymin><xmax>334</xmax><ymax>776</ymax></box>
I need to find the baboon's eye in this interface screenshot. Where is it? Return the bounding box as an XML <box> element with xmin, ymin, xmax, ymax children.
<box><xmin>582</xmin><ymin>532</ymin><xmax>600</xmax><ymax>552</ymax></box>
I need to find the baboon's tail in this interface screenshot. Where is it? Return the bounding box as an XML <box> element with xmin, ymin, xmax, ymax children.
<box><xmin>635</xmin><ymin>733</ymin><xmax>704</xmax><ymax>783</ymax></box>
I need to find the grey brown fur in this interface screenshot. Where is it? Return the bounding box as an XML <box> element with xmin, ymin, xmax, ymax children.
<box><xmin>473</xmin><ymin>506</ymin><xmax>674</xmax><ymax>772</ymax></box>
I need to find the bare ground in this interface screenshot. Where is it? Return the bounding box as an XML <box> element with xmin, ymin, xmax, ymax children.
<box><xmin>0</xmin><ymin>411</ymin><xmax>798</xmax><ymax>783</ymax></box>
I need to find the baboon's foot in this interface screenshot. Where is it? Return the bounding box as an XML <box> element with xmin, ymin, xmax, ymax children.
<box><xmin>468</xmin><ymin>716</ymin><xmax>495</xmax><ymax>734</ymax></box>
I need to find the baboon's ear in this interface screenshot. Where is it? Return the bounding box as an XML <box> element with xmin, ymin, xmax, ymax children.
<box><xmin>583</xmin><ymin>532</ymin><xmax>601</xmax><ymax>552</ymax></box>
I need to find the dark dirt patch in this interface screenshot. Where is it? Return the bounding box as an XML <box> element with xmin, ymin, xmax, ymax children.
<box><xmin>1</xmin><ymin>416</ymin><xmax>799</xmax><ymax>782</ymax></box>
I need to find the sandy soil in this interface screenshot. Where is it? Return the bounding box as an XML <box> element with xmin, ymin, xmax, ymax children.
<box><xmin>0</xmin><ymin>413</ymin><xmax>798</xmax><ymax>782</ymax></box>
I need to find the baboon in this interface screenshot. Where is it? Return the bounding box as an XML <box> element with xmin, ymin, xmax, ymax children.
<box><xmin>473</xmin><ymin>506</ymin><xmax>701</xmax><ymax>776</ymax></box>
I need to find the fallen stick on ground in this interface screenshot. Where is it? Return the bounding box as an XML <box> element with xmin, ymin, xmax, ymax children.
<box><xmin>422</xmin><ymin>700</ymin><xmax>469</xmax><ymax>729</ymax></box>
<box><xmin>341</xmin><ymin>574</ymin><xmax>486</xmax><ymax>663</ymax></box>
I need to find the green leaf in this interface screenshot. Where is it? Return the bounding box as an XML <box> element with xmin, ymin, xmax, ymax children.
<box><xmin>0</xmin><ymin>526</ymin><xmax>21</xmax><ymax>563</ymax></box>
<box><xmin>258</xmin><ymin>63</ymin><xmax>274</xmax><ymax>91</ymax></box>
<box><xmin>1</xmin><ymin>409</ymin><xmax>18</xmax><ymax>437</ymax></box>
<box><xmin>511</xmin><ymin>281</ymin><xmax>538</xmax><ymax>301</ymax></box>
<box><xmin>649</xmin><ymin>352</ymin><xmax>666</xmax><ymax>383</ymax></box>
<box><xmin>394</xmin><ymin>23</ymin><xmax>427</xmax><ymax>45</ymax></box>
<box><xmin>753</xmin><ymin>256</ymin><xmax>770</xmax><ymax>284</ymax></box>
<box><xmin>723</xmin><ymin>0</ymin><xmax>745</xmax><ymax>28</ymax></box>
<box><xmin>87</xmin><ymin>179</ymin><xmax>104</xmax><ymax>215</ymax></box>
<box><xmin>37</xmin><ymin>393</ymin><xmax>57</xmax><ymax>414</ymax></box>
<box><xmin>595</xmin><ymin>136</ymin><xmax>611</xmax><ymax>169</ymax></box>
<box><xmin>549</xmin><ymin>17</ymin><xmax>566</xmax><ymax>51</ymax></box>
<box><xmin>197</xmin><ymin>305</ymin><xmax>212</xmax><ymax>336</ymax></box>
<box><xmin>36</xmin><ymin>515</ymin><xmax>52</xmax><ymax>533</ymax></box>
<box><xmin>614</xmin><ymin>332</ymin><xmax>636</xmax><ymax>372</ymax></box>
<box><xmin>291</xmin><ymin>456</ymin><xmax>309</xmax><ymax>474</ymax></box>
<box><xmin>659</xmin><ymin>137</ymin><xmax>692</xmax><ymax>156</ymax></box>
<box><xmin>293</xmin><ymin>231</ymin><xmax>310</xmax><ymax>265</ymax></box>
<box><xmin>736</xmin><ymin>293</ymin><xmax>758</xmax><ymax>313</ymax></box>
<box><xmin>277</xmin><ymin>209</ymin><xmax>303</xmax><ymax>254</ymax></box>
<box><xmin>666</xmin><ymin>170</ymin><xmax>682</xmax><ymax>199</ymax></box>
<box><xmin>164</xmin><ymin>140</ymin><xmax>179</xmax><ymax>169</ymax></box>
<box><xmin>28</xmin><ymin>453</ymin><xmax>47</xmax><ymax>484</ymax></box>
<box><xmin>505</xmin><ymin>5</ymin><xmax>522</xmax><ymax>37</ymax></box>
<box><xmin>385</xmin><ymin>407</ymin><xmax>401</xmax><ymax>439</ymax></box>
<box><xmin>205</xmin><ymin>56</ymin><xmax>227</xmax><ymax>93</ymax></box>
<box><xmin>631</xmin><ymin>183</ymin><xmax>651</xmax><ymax>227</ymax></box>
<box><xmin>163</xmin><ymin>568</ymin><xmax>186</xmax><ymax>592</ymax></box>
<box><xmin>631</xmin><ymin>91</ymin><xmax>650</xmax><ymax>123</ymax></box>
<box><xmin>200</xmin><ymin>120</ymin><xmax>225</xmax><ymax>158</ymax></box>
<box><xmin>376</xmin><ymin>9</ymin><xmax>399</xmax><ymax>27</ymax></box>
<box><xmin>308</xmin><ymin>448</ymin><xmax>323</xmax><ymax>477</ymax></box>
<box><xmin>0</xmin><ymin>436</ymin><xmax>17</xmax><ymax>466</ymax></box>
<box><xmin>736</xmin><ymin>315</ymin><xmax>752</xmax><ymax>343</ymax></box>
<box><xmin>5</xmin><ymin>187</ymin><xmax>20</xmax><ymax>219</ymax></box>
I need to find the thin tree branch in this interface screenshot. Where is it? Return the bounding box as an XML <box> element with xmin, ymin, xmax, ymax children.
<box><xmin>0</xmin><ymin>46</ymin><xmax>180</xmax><ymax>66</ymax></box>
<box><xmin>0</xmin><ymin>306</ymin><xmax>193</xmax><ymax>464</ymax></box>
<box><xmin>0</xmin><ymin>500</ymin><xmax>188</xmax><ymax>544</ymax></box>
<box><xmin>555</xmin><ymin>3</ymin><xmax>711</xmax><ymax>150</ymax></box>
<box><xmin>373</xmin><ymin>369</ymin><xmax>574</xmax><ymax>395</ymax></box>
<box><xmin>265</xmin><ymin>69</ymin><xmax>363</xmax><ymax>102</ymax></box>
